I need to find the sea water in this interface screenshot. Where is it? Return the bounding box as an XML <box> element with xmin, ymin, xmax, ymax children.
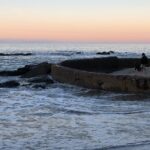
<box><xmin>0</xmin><ymin>42</ymin><xmax>150</xmax><ymax>150</ymax></box>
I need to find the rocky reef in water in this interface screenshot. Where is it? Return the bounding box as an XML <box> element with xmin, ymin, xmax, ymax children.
<box><xmin>0</xmin><ymin>62</ymin><xmax>54</xmax><ymax>89</ymax></box>
<box><xmin>1</xmin><ymin>56</ymin><xmax>150</xmax><ymax>92</ymax></box>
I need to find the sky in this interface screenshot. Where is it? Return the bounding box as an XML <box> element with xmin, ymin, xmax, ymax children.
<box><xmin>0</xmin><ymin>0</ymin><xmax>150</xmax><ymax>42</ymax></box>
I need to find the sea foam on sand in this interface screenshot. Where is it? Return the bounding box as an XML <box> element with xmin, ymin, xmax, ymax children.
<box><xmin>112</xmin><ymin>67</ymin><xmax>150</xmax><ymax>77</ymax></box>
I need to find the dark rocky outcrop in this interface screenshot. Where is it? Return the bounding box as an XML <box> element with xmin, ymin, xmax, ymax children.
<box><xmin>0</xmin><ymin>62</ymin><xmax>52</xmax><ymax>77</ymax></box>
<box><xmin>28</xmin><ymin>75</ymin><xmax>54</xmax><ymax>84</ymax></box>
<box><xmin>0</xmin><ymin>65</ymin><xmax>32</xmax><ymax>76</ymax></box>
<box><xmin>0</xmin><ymin>81</ymin><xmax>20</xmax><ymax>88</ymax></box>
<box><xmin>21</xmin><ymin>62</ymin><xmax>51</xmax><ymax>78</ymax></box>
<box><xmin>96</xmin><ymin>51</ymin><xmax>114</xmax><ymax>55</ymax></box>
<box><xmin>0</xmin><ymin>62</ymin><xmax>54</xmax><ymax>88</ymax></box>
<box><xmin>60</xmin><ymin>57</ymin><xmax>150</xmax><ymax>73</ymax></box>
<box><xmin>32</xmin><ymin>84</ymin><xmax>47</xmax><ymax>89</ymax></box>
<box><xmin>61</xmin><ymin>57</ymin><xmax>120</xmax><ymax>73</ymax></box>
<box><xmin>29</xmin><ymin>76</ymin><xmax>54</xmax><ymax>89</ymax></box>
<box><xmin>76</xmin><ymin>52</ymin><xmax>82</xmax><ymax>54</ymax></box>
<box><xmin>0</xmin><ymin>53</ymin><xmax>32</xmax><ymax>56</ymax></box>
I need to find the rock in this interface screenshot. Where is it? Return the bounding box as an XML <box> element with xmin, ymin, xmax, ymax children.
<box><xmin>0</xmin><ymin>53</ymin><xmax>32</xmax><ymax>56</ymax></box>
<box><xmin>16</xmin><ymin>65</ymin><xmax>33</xmax><ymax>75</ymax></box>
<box><xmin>76</xmin><ymin>52</ymin><xmax>82</xmax><ymax>54</ymax></box>
<box><xmin>0</xmin><ymin>71</ymin><xmax>16</xmax><ymax>76</ymax></box>
<box><xmin>22</xmin><ymin>62</ymin><xmax>51</xmax><ymax>78</ymax></box>
<box><xmin>28</xmin><ymin>75</ymin><xmax>54</xmax><ymax>84</ymax></box>
<box><xmin>0</xmin><ymin>65</ymin><xmax>32</xmax><ymax>76</ymax></box>
<box><xmin>109</xmin><ymin>51</ymin><xmax>114</xmax><ymax>54</ymax></box>
<box><xmin>0</xmin><ymin>81</ymin><xmax>20</xmax><ymax>88</ymax></box>
<box><xmin>96</xmin><ymin>51</ymin><xmax>114</xmax><ymax>55</ymax></box>
<box><xmin>0</xmin><ymin>62</ymin><xmax>51</xmax><ymax>77</ymax></box>
<box><xmin>32</xmin><ymin>84</ymin><xmax>46</xmax><ymax>89</ymax></box>
<box><xmin>61</xmin><ymin>57</ymin><xmax>119</xmax><ymax>73</ymax></box>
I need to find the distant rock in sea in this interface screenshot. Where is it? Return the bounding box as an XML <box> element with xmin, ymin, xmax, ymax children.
<box><xmin>0</xmin><ymin>53</ymin><xmax>32</xmax><ymax>56</ymax></box>
<box><xmin>96</xmin><ymin>51</ymin><xmax>114</xmax><ymax>55</ymax></box>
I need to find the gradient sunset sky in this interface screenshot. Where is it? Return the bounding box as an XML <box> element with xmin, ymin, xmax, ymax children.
<box><xmin>0</xmin><ymin>0</ymin><xmax>150</xmax><ymax>42</ymax></box>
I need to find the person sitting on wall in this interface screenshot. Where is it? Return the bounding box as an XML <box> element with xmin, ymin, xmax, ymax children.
<box><xmin>141</xmin><ymin>53</ymin><xmax>149</xmax><ymax>67</ymax></box>
<box><xmin>141</xmin><ymin>53</ymin><xmax>149</xmax><ymax>71</ymax></box>
<box><xmin>135</xmin><ymin>53</ymin><xmax>148</xmax><ymax>72</ymax></box>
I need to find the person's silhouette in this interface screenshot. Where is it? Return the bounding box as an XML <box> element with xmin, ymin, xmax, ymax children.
<box><xmin>141</xmin><ymin>53</ymin><xmax>148</xmax><ymax>67</ymax></box>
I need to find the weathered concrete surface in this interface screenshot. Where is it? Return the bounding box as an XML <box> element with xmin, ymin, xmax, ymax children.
<box><xmin>52</xmin><ymin>57</ymin><xmax>150</xmax><ymax>92</ymax></box>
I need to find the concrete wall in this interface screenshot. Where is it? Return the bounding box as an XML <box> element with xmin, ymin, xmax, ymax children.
<box><xmin>51</xmin><ymin>64</ymin><xmax>150</xmax><ymax>93</ymax></box>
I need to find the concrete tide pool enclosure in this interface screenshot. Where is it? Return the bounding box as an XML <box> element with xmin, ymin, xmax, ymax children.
<box><xmin>51</xmin><ymin>57</ymin><xmax>150</xmax><ymax>92</ymax></box>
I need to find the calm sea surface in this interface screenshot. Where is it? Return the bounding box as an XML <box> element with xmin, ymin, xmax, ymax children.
<box><xmin>0</xmin><ymin>42</ymin><xmax>150</xmax><ymax>150</ymax></box>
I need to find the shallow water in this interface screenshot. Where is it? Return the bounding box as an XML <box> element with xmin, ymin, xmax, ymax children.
<box><xmin>0</xmin><ymin>42</ymin><xmax>150</xmax><ymax>150</ymax></box>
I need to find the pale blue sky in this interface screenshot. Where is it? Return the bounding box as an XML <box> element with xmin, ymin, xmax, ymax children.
<box><xmin>0</xmin><ymin>0</ymin><xmax>150</xmax><ymax>8</ymax></box>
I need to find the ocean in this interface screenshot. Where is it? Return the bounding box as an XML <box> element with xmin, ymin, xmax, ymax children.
<box><xmin>0</xmin><ymin>42</ymin><xmax>150</xmax><ymax>150</ymax></box>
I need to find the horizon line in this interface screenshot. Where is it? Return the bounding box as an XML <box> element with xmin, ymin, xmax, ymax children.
<box><xmin>0</xmin><ymin>39</ymin><xmax>150</xmax><ymax>44</ymax></box>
